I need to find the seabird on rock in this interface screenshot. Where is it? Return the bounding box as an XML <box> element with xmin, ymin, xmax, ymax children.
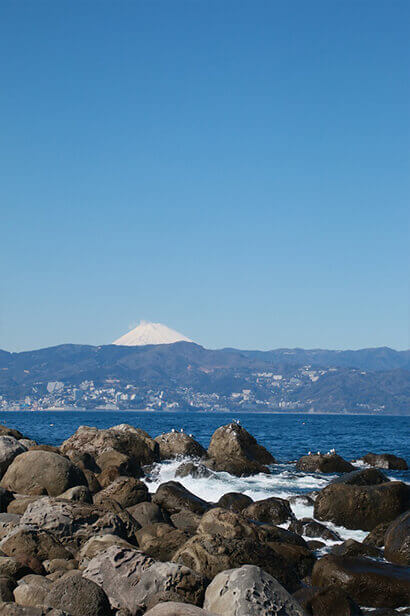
<box><xmin>171</xmin><ymin>428</ymin><xmax>176</xmax><ymax>433</ymax></box>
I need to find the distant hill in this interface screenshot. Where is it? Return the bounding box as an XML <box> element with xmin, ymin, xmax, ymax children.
<box><xmin>0</xmin><ymin>342</ymin><xmax>409</xmax><ymax>414</ymax></box>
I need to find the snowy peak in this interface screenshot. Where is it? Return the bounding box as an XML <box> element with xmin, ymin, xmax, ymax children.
<box><xmin>113</xmin><ymin>321</ymin><xmax>193</xmax><ymax>347</ymax></box>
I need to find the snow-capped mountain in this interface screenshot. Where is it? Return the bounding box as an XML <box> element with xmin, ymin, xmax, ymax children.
<box><xmin>113</xmin><ymin>321</ymin><xmax>193</xmax><ymax>347</ymax></box>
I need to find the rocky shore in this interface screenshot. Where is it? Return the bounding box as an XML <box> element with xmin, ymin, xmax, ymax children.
<box><xmin>0</xmin><ymin>421</ymin><xmax>407</xmax><ymax>615</ymax></box>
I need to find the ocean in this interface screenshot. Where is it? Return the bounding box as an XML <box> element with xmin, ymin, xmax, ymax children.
<box><xmin>1</xmin><ymin>410</ymin><xmax>409</xmax><ymax>550</ymax></box>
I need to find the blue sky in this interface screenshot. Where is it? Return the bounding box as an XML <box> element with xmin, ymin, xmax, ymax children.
<box><xmin>1</xmin><ymin>1</ymin><xmax>409</xmax><ymax>352</ymax></box>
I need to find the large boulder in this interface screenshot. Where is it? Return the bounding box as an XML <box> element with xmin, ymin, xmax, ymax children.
<box><xmin>296</xmin><ymin>453</ymin><xmax>354</xmax><ymax>474</ymax></box>
<box><xmin>93</xmin><ymin>476</ymin><xmax>149</xmax><ymax>508</ymax></box>
<box><xmin>330</xmin><ymin>538</ymin><xmax>381</xmax><ymax>559</ymax></box>
<box><xmin>170</xmin><ymin>510</ymin><xmax>201</xmax><ymax>534</ymax></box>
<box><xmin>128</xmin><ymin>561</ymin><xmax>206</xmax><ymax>613</ymax></box>
<box><xmin>312</xmin><ymin>554</ymin><xmax>410</xmax><ymax>608</ymax></box>
<box><xmin>173</xmin><ymin>533</ymin><xmax>300</xmax><ymax>592</ymax></box>
<box><xmin>384</xmin><ymin>511</ymin><xmax>410</xmax><ymax>565</ymax></box>
<box><xmin>152</xmin><ymin>482</ymin><xmax>209</xmax><ymax>516</ymax></box>
<box><xmin>206</xmin><ymin>423</ymin><xmax>275</xmax><ymax>476</ymax></box>
<box><xmin>293</xmin><ymin>585</ymin><xmax>362</xmax><ymax>616</ymax></box>
<box><xmin>197</xmin><ymin>508</ymin><xmax>260</xmax><ymax>540</ymax></box>
<box><xmin>155</xmin><ymin>433</ymin><xmax>206</xmax><ymax>459</ymax></box>
<box><xmin>0</xmin><ymin>529</ymin><xmax>71</xmax><ymax>562</ymax></box>
<box><xmin>203</xmin><ymin>565</ymin><xmax>306</xmax><ymax>616</ymax></box>
<box><xmin>60</xmin><ymin>424</ymin><xmax>159</xmax><ymax>473</ymax></box>
<box><xmin>0</xmin><ymin>438</ymin><xmax>27</xmax><ymax>479</ymax></box>
<box><xmin>20</xmin><ymin>497</ymin><xmax>137</xmax><ymax>551</ymax></box>
<box><xmin>127</xmin><ymin>502</ymin><xmax>169</xmax><ymax>527</ymax></box>
<box><xmin>331</xmin><ymin>468</ymin><xmax>389</xmax><ymax>486</ymax></box>
<box><xmin>363</xmin><ymin>521</ymin><xmax>391</xmax><ymax>547</ymax></box>
<box><xmin>44</xmin><ymin>572</ymin><xmax>111</xmax><ymax>616</ymax></box>
<box><xmin>83</xmin><ymin>545</ymin><xmax>154</xmax><ymax>612</ymax></box>
<box><xmin>242</xmin><ymin>497</ymin><xmax>294</xmax><ymax>525</ymax></box>
<box><xmin>362</xmin><ymin>453</ymin><xmax>408</xmax><ymax>470</ymax></box>
<box><xmin>136</xmin><ymin>523</ymin><xmax>190</xmax><ymax>561</ymax></box>
<box><xmin>77</xmin><ymin>534</ymin><xmax>136</xmax><ymax>568</ymax></box>
<box><xmin>217</xmin><ymin>493</ymin><xmax>253</xmax><ymax>513</ymax></box>
<box><xmin>14</xmin><ymin>575</ymin><xmax>52</xmax><ymax>608</ymax></box>
<box><xmin>314</xmin><ymin>482</ymin><xmax>410</xmax><ymax>530</ymax></box>
<box><xmin>0</xmin><ymin>452</ymin><xmax>86</xmax><ymax>497</ymax></box>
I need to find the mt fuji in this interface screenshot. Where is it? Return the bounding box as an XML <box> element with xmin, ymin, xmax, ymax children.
<box><xmin>113</xmin><ymin>321</ymin><xmax>193</xmax><ymax>347</ymax></box>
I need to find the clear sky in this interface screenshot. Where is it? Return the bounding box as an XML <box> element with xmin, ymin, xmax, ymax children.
<box><xmin>1</xmin><ymin>1</ymin><xmax>409</xmax><ymax>352</ymax></box>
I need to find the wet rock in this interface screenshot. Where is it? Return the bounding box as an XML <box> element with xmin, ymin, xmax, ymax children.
<box><xmin>173</xmin><ymin>533</ymin><xmax>301</xmax><ymax>592</ymax></box>
<box><xmin>0</xmin><ymin>529</ymin><xmax>71</xmax><ymax>563</ymax></box>
<box><xmin>60</xmin><ymin>424</ymin><xmax>159</xmax><ymax>472</ymax></box>
<box><xmin>384</xmin><ymin>511</ymin><xmax>410</xmax><ymax>565</ymax></box>
<box><xmin>243</xmin><ymin>497</ymin><xmax>295</xmax><ymax>525</ymax></box>
<box><xmin>314</xmin><ymin>482</ymin><xmax>410</xmax><ymax>530</ymax></box>
<box><xmin>94</xmin><ymin>477</ymin><xmax>149</xmax><ymax>508</ymax></box>
<box><xmin>0</xmin><ymin>576</ymin><xmax>16</xmax><ymax>602</ymax></box>
<box><xmin>330</xmin><ymin>539</ymin><xmax>381</xmax><ymax>558</ymax></box>
<box><xmin>44</xmin><ymin>573</ymin><xmax>112</xmax><ymax>616</ymax></box>
<box><xmin>362</xmin><ymin>453</ymin><xmax>408</xmax><ymax>471</ymax></box>
<box><xmin>206</xmin><ymin>423</ymin><xmax>275</xmax><ymax>476</ymax></box>
<box><xmin>296</xmin><ymin>454</ymin><xmax>354</xmax><ymax>474</ymax></box>
<box><xmin>58</xmin><ymin>485</ymin><xmax>92</xmax><ymax>503</ymax></box>
<box><xmin>0</xmin><ymin>452</ymin><xmax>86</xmax><ymax>497</ymax></box>
<box><xmin>129</xmin><ymin>561</ymin><xmax>206</xmax><ymax>613</ymax></box>
<box><xmin>170</xmin><ymin>510</ymin><xmax>201</xmax><ymax>534</ymax></box>
<box><xmin>83</xmin><ymin>545</ymin><xmax>155</xmax><ymax>611</ymax></box>
<box><xmin>175</xmin><ymin>463</ymin><xmax>211</xmax><ymax>479</ymax></box>
<box><xmin>21</xmin><ymin>497</ymin><xmax>138</xmax><ymax>551</ymax></box>
<box><xmin>78</xmin><ymin>534</ymin><xmax>135</xmax><ymax>569</ymax></box>
<box><xmin>363</xmin><ymin>522</ymin><xmax>390</xmax><ymax>547</ymax></box>
<box><xmin>144</xmin><ymin>603</ymin><xmax>216</xmax><ymax>616</ymax></box>
<box><xmin>289</xmin><ymin>518</ymin><xmax>341</xmax><ymax>541</ymax></box>
<box><xmin>0</xmin><ymin>438</ymin><xmax>27</xmax><ymax>479</ymax></box>
<box><xmin>306</xmin><ymin>540</ymin><xmax>325</xmax><ymax>550</ymax></box>
<box><xmin>293</xmin><ymin>585</ymin><xmax>362</xmax><ymax>615</ymax></box>
<box><xmin>127</xmin><ymin>502</ymin><xmax>169</xmax><ymax>527</ymax></box>
<box><xmin>152</xmin><ymin>482</ymin><xmax>209</xmax><ymax>516</ymax></box>
<box><xmin>331</xmin><ymin>468</ymin><xmax>389</xmax><ymax>486</ymax></box>
<box><xmin>155</xmin><ymin>433</ymin><xmax>206</xmax><ymax>460</ymax></box>
<box><xmin>136</xmin><ymin>523</ymin><xmax>190</xmax><ymax>561</ymax></box>
<box><xmin>269</xmin><ymin>543</ymin><xmax>316</xmax><ymax>579</ymax></box>
<box><xmin>217</xmin><ymin>492</ymin><xmax>253</xmax><ymax>513</ymax></box>
<box><xmin>258</xmin><ymin>524</ymin><xmax>309</xmax><ymax>548</ymax></box>
<box><xmin>14</xmin><ymin>575</ymin><xmax>52</xmax><ymax>607</ymax></box>
<box><xmin>204</xmin><ymin>564</ymin><xmax>306</xmax><ymax>616</ymax></box>
<box><xmin>312</xmin><ymin>554</ymin><xmax>410</xmax><ymax>608</ymax></box>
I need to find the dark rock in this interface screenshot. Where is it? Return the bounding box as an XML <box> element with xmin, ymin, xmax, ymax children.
<box><xmin>44</xmin><ymin>573</ymin><xmax>111</xmax><ymax>616</ymax></box>
<box><xmin>0</xmin><ymin>452</ymin><xmax>86</xmax><ymax>497</ymax></box>
<box><xmin>293</xmin><ymin>585</ymin><xmax>363</xmax><ymax>615</ymax></box>
<box><xmin>0</xmin><ymin>557</ymin><xmax>31</xmax><ymax>579</ymax></box>
<box><xmin>289</xmin><ymin>518</ymin><xmax>341</xmax><ymax>541</ymax></box>
<box><xmin>314</xmin><ymin>482</ymin><xmax>410</xmax><ymax>530</ymax></box>
<box><xmin>127</xmin><ymin>502</ymin><xmax>169</xmax><ymax>527</ymax></box>
<box><xmin>136</xmin><ymin>523</ymin><xmax>190</xmax><ymax>561</ymax></box>
<box><xmin>330</xmin><ymin>539</ymin><xmax>381</xmax><ymax>559</ymax></box>
<box><xmin>206</xmin><ymin>423</ymin><xmax>275</xmax><ymax>476</ymax></box>
<box><xmin>0</xmin><ymin>529</ymin><xmax>71</xmax><ymax>562</ymax></box>
<box><xmin>0</xmin><ymin>491</ymin><xmax>15</xmax><ymax>515</ymax></box>
<box><xmin>94</xmin><ymin>477</ymin><xmax>149</xmax><ymax>508</ymax></box>
<box><xmin>288</xmin><ymin>494</ymin><xmax>315</xmax><ymax>507</ymax></box>
<box><xmin>362</xmin><ymin>453</ymin><xmax>408</xmax><ymax>471</ymax></box>
<box><xmin>331</xmin><ymin>468</ymin><xmax>389</xmax><ymax>486</ymax></box>
<box><xmin>296</xmin><ymin>454</ymin><xmax>354</xmax><ymax>474</ymax></box>
<box><xmin>0</xmin><ymin>576</ymin><xmax>16</xmax><ymax>602</ymax></box>
<box><xmin>204</xmin><ymin>564</ymin><xmax>306</xmax><ymax>615</ymax></box>
<box><xmin>170</xmin><ymin>510</ymin><xmax>201</xmax><ymax>534</ymax></box>
<box><xmin>384</xmin><ymin>511</ymin><xmax>410</xmax><ymax>565</ymax></box>
<box><xmin>152</xmin><ymin>482</ymin><xmax>209</xmax><ymax>516</ymax></box>
<box><xmin>154</xmin><ymin>433</ymin><xmax>206</xmax><ymax>459</ymax></box>
<box><xmin>0</xmin><ymin>426</ymin><xmax>24</xmax><ymax>440</ymax></box>
<box><xmin>258</xmin><ymin>524</ymin><xmax>309</xmax><ymax>548</ymax></box>
<box><xmin>242</xmin><ymin>497</ymin><xmax>294</xmax><ymax>525</ymax></box>
<box><xmin>217</xmin><ymin>492</ymin><xmax>253</xmax><ymax>512</ymax></box>
<box><xmin>306</xmin><ymin>540</ymin><xmax>326</xmax><ymax>550</ymax></box>
<box><xmin>312</xmin><ymin>554</ymin><xmax>410</xmax><ymax>608</ymax></box>
<box><xmin>363</xmin><ymin>522</ymin><xmax>390</xmax><ymax>547</ymax></box>
<box><xmin>269</xmin><ymin>542</ymin><xmax>316</xmax><ymax>579</ymax></box>
<box><xmin>175</xmin><ymin>463</ymin><xmax>211</xmax><ymax>479</ymax></box>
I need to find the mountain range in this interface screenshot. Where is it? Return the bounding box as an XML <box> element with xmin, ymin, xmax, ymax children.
<box><xmin>0</xmin><ymin>339</ymin><xmax>409</xmax><ymax>414</ymax></box>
